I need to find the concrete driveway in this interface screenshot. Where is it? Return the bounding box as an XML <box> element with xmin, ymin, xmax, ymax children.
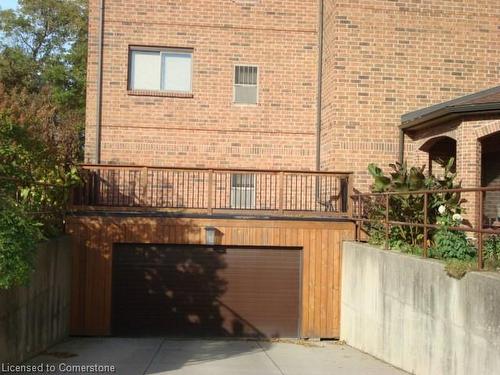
<box><xmin>29</xmin><ymin>338</ymin><xmax>407</xmax><ymax>375</ymax></box>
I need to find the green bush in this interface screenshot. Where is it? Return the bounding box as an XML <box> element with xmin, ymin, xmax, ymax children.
<box><xmin>1</xmin><ymin>114</ymin><xmax>80</xmax><ymax>233</ymax></box>
<box><xmin>366</xmin><ymin>159</ymin><xmax>462</xmax><ymax>252</ymax></box>
<box><xmin>368</xmin><ymin>223</ymin><xmax>422</xmax><ymax>255</ymax></box>
<box><xmin>0</xmin><ymin>113</ymin><xmax>80</xmax><ymax>289</ymax></box>
<box><xmin>432</xmin><ymin>229</ymin><xmax>475</xmax><ymax>260</ymax></box>
<box><xmin>444</xmin><ymin>259</ymin><xmax>478</xmax><ymax>279</ymax></box>
<box><xmin>0</xmin><ymin>197</ymin><xmax>43</xmax><ymax>289</ymax></box>
<box><xmin>431</xmin><ymin>210</ymin><xmax>475</xmax><ymax>260</ymax></box>
<box><xmin>484</xmin><ymin>235</ymin><xmax>500</xmax><ymax>261</ymax></box>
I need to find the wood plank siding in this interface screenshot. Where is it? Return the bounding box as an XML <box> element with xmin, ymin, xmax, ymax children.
<box><xmin>66</xmin><ymin>215</ymin><xmax>354</xmax><ymax>338</ymax></box>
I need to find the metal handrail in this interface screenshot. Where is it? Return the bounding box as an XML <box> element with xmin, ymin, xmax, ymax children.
<box><xmin>351</xmin><ymin>187</ymin><xmax>500</xmax><ymax>269</ymax></box>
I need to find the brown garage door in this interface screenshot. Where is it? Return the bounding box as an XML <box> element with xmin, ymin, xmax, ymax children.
<box><xmin>112</xmin><ymin>244</ymin><xmax>301</xmax><ymax>338</ymax></box>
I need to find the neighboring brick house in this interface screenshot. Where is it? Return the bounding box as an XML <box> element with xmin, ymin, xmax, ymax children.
<box><xmin>402</xmin><ymin>86</ymin><xmax>500</xmax><ymax>228</ymax></box>
<box><xmin>320</xmin><ymin>0</ymin><xmax>499</xmax><ymax>189</ymax></box>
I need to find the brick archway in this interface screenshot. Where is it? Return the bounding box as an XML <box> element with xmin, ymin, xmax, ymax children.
<box><xmin>476</xmin><ymin>119</ymin><xmax>500</xmax><ymax>140</ymax></box>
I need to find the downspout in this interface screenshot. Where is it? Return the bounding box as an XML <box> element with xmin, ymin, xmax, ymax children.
<box><xmin>95</xmin><ymin>0</ymin><xmax>105</xmax><ymax>164</ymax></box>
<box><xmin>399</xmin><ymin>128</ymin><xmax>405</xmax><ymax>164</ymax></box>
<box><xmin>315</xmin><ymin>0</ymin><xmax>324</xmax><ymax>171</ymax></box>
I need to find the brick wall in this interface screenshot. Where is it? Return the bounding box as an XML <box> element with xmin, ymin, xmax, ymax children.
<box><xmin>85</xmin><ymin>0</ymin><xmax>320</xmax><ymax>170</ymax></box>
<box><xmin>85</xmin><ymin>0</ymin><xmax>499</xmax><ymax>188</ymax></box>
<box><xmin>321</xmin><ymin>0</ymin><xmax>499</xmax><ymax>191</ymax></box>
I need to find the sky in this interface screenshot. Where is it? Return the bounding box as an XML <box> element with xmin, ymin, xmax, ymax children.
<box><xmin>0</xmin><ymin>0</ymin><xmax>18</xmax><ymax>10</ymax></box>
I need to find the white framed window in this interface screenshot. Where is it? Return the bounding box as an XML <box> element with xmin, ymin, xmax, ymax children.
<box><xmin>234</xmin><ymin>65</ymin><xmax>258</xmax><ymax>104</ymax></box>
<box><xmin>129</xmin><ymin>47</ymin><xmax>193</xmax><ymax>93</ymax></box>
<box><xmin>231</xmin><ymin>174</ymin><xmax>256</xmax><ymax>209</ymax></box>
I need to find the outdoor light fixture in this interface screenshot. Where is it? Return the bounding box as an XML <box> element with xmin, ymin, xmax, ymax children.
<box><xmin>205</xmin><ymin>226</ymin><xmax>217</xmax><ymax>245</ymax></box>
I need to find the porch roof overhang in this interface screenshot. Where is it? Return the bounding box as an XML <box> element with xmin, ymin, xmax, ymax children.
<box><xmin>400</xmin><ymin>86</ymin><xmax>500</xmax><ymax>135</ymax></box>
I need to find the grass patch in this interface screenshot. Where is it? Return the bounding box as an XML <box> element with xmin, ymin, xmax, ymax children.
<box><xmin>445</xmin><ymin>258</ymin><xmax>500</xmax><ymax>279</ymax></box>
<box><xmin>444</xmin><ymin>259</ymin><xmax>478</xmax><ymax>279</ymax></box>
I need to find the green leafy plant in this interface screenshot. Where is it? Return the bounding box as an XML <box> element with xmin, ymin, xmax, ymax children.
<box><xmin>430</xmin><ymin>209</ymin><xmax>475</xmax><ymax>260</ymax></box>
<box><xmin>484</xmin><ymin>234</ymin><xmax>500</xmax><ymax>261</ymax></box>
<box><xmin>0</xmin><ymin>113</ymin><xmax>81</xmax><ymax>289</ymax></box>
<box><xmin>1</xmin><ymin>114</ymin><xmax>81</xmax><ymax>234</ymax></box>
<box><xmin>484</xmin><ymin>235</ymin><xmax>500</xmax><ymax>270</ymax></box>
<box><xmin>0</xmin><ymin>197</ymin><xmax>43</xmax><ymax>289</ymax></box>
<box><xmin>366</xmin><ymin>159</ymin><xmax>462</xmax><ymax>253</ymax></box>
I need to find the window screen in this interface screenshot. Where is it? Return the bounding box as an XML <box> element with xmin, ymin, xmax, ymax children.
<box><xmin>234</xmin><ymin>66</ymin><xmax>258</xmax><ymax>104</ymax></box>
<box><xmin>130</xmin><ymin>48</ymin><xmax>192</xmax><ymax>93</ymax></box>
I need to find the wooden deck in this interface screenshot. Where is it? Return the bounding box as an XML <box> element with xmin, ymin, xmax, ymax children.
<box><xmin>72</xmin><ymin>165</ymin><xmax>353</xmax><ymax>219</ymax></box>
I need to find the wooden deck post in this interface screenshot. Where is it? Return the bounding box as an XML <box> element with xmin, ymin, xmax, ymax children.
<box><xmin>346</xmin><ymin>174</ymin><xmax>354</xmax><ymax>217</ymax></box>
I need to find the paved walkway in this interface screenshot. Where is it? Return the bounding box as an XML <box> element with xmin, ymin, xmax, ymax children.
<box><xmin>29</xmin><ymin>338</ymin><xmax>408</xmax><ymax>374</ymax></box>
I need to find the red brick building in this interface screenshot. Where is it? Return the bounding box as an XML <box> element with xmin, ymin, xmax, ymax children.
<box><xmin>403</xmin><ymin>86</ymin><xmax>500</xmax><ymax>227</ymax></box>
<box><xmin>85</xmin><ymin>0</ymin><xmax>499</xmax><ymax>191</ymax></box>
<box><xmin>72</xmin><ymin>0</ymin><xmax>499</xmax><ymax>338</ymax></box>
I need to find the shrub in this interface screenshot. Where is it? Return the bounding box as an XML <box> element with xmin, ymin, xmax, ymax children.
<box><xmin>484</xmin><ymin>235</ymin><xmax>500</xmax><ymax>261</ymax></box>
<box><xmin>444</xmin><ymin>259</ymin><xmax>478</xmax><ymax>280</ymax></box>
<box><xmin>430</xmin><ymin>208</ymin><xmax>475</xmax><ymax>260</ymax></box>
<box><xmin>1</xmin><ymin>113</ymin><xmax>81</xmax><ymax>233</ymax></box>
<box><xmin>0</xmin><ymin>113</ymin><xmax>80</xmax><ymax>288</ymax></box>
<box><xmin>366</xmin><ymin>224</ymin><xmax>422</xmax><ymax>254</ymax></box>
<box><xmin>0</xmin><ymin>197</ymin><xmax>43</xmax><ymax>289</ymax></box>
<box><xmin>366</xmin><ymin>159</ymin><xmax>462</xmax><ymax>251</ymax></box>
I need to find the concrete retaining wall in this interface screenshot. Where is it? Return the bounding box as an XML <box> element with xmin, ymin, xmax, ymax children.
<box><xmin>0</xmin><ymin>236</ymin><xmax>73</xmax><ymax>364</ymax></box>
<box><xmin>341</xmin><ymin>241</ymin><xmax>500</xmax><ymax>375</ymax></box>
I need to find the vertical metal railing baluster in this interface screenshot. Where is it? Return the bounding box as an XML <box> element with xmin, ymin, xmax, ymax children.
<box><xmin>162</xmin><ymin>170</ymin><xmax>165</xmax><ymax>207</ymax></box>
<box><xmin>175</xmin><ymin>171</ymin><xmax>179</xmax><ymax>208</ymax></box>
<box><xmin>207</xmin><ymin>170</ymin><xmax>214</xmax><ymax>214</ymax></box>
<box><xmin>478</xmin><ymin>190</ymin><xmax>484</xmax><ymax>270</ymax></box>
<box><xmin>385</xmin><ymin>194</ymin><xmax>390</xmax><ymax>250</ymax></box>
<box><xmin>423</xmin><ymin>192</ymin><xmax>428</xmax><ymax>258</ymax></box>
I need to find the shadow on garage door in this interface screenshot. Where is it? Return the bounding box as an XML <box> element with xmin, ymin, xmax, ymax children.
<box><xmin>112</xmin><ymin>244</ymin><xmax>302</xmax><ymax>338</ymax></box>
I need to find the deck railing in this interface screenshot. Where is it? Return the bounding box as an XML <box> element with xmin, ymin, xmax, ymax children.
<box><xmin>71</xmin><ymin>164</ymin><xmax>353</xmax><ymax>218</ymax></box>
<box><xmin>352</xmin><ymin>187</ymin><xmax>500</xmax><ymax>269</ymax></box>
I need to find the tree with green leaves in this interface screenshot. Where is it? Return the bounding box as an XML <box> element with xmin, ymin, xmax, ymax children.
<box><xmin>0</xmin><ymin>0</ymin><xmax>86</xmax><ymax>289</ymax></box>
<box><xmin>0</xmin><ymin>0</ymin><xmax>87</xmax><ymax>162</ymax></box>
